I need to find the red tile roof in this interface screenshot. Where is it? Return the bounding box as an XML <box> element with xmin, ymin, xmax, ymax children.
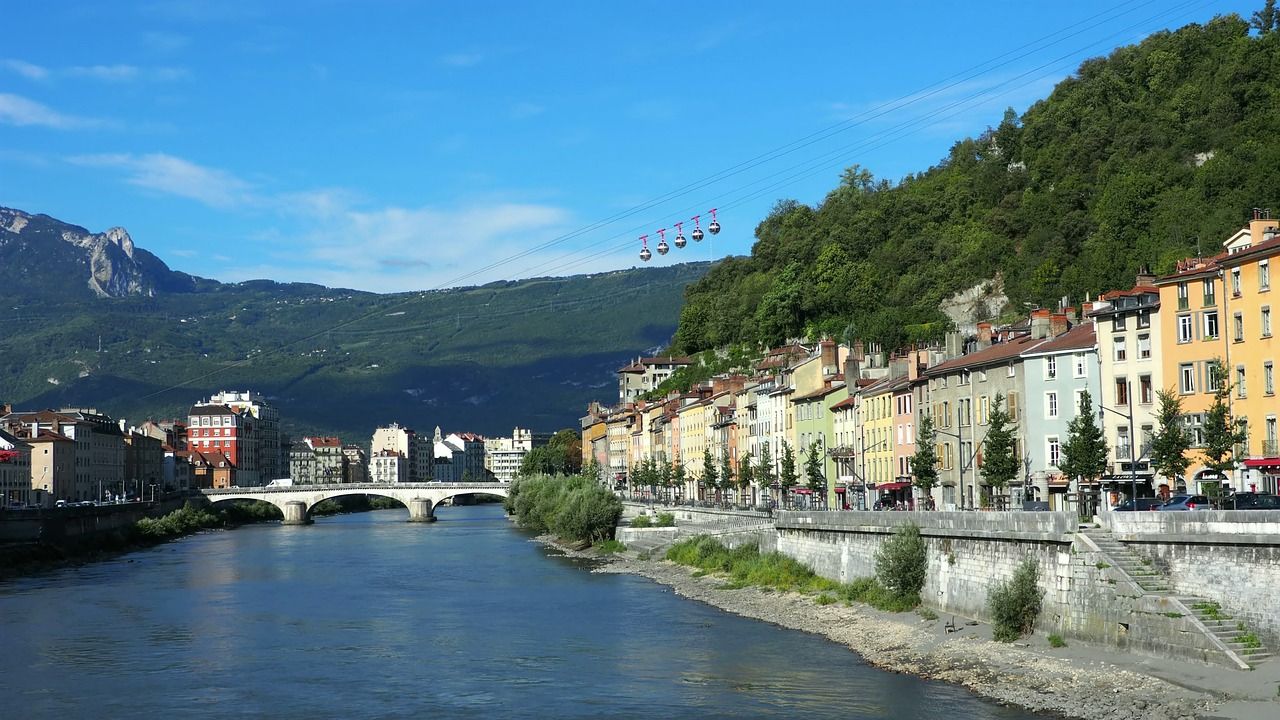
<box><xmin>925</xmin><ymin>333</ymin><xmax>1044</xmax><ymax>376</ymax></box>
<box><xmin>1021</xmin><ymin>322</ymin><xmax>1095</xmax><ymax>355</ymax></box>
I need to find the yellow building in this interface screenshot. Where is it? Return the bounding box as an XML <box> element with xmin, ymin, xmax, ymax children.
<box><xmin>1156</xmin><ymin>214</ymin><xmax>1280</xmax><ymax>494</ymax></box>
<box><xmin>859</xmin><ymin>376</ymin><xmax>897</xmax><ymax>505</ymax></box>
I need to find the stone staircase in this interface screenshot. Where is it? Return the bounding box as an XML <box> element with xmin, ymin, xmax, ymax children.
<box><xmin>1079</xmin><ymin>528</ymin><xmax>1170</xmax><ymax>593</ymax></box>
<box><xmin>1180</xmin><ymin>597</ymin><xmax>1273</xmax><ymax>666</ymax></box>
<box><xmin>1079</xmin><ymin>527</ymin><xmax>1271</xmax><ymax>669</ymax></box>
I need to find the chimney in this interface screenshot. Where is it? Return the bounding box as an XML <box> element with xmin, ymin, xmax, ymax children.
<box><xmin>976</xmin><ymin>322</ymin><xmax>993</xmax><ymax>349</ymax></box>
<box><xmin>819</xmin><ymin>339</ymin><xmax>837</xmax><ymax>376</ymax></box>
<box><xmin>1064</xmin><ymin>306</ymin><xmax>1079</xmax><ymax>324</ymax></box>
<box><xmin>1135</xmin><ymin>265</ymin><xmax>1156</xmax><ymax>287</ymax></box>
<box><xmin>844</xmin><ymin>349</ymin><xmax>862</xmax><ymax>383</ymax></box>
<box><xmin>1249</xmin><ymin>208</ymin><xmax>1278</xmax><ymax>246</ymax></box>
<box><xmin>944</xmin><ymin>331</ymin><xmax>962</xmax><ymax>359</ymax></box>
<box><xmin>1081</xmin><ymin>301</ymin><xmax>1094</xmax><ymax>316</ymax></box>
<box><xmin>1049</xmin><ymin>313</ymin><xmax>1069</xmax><ymax>338</ymax></box>
<box><xmin>1031</xmin><ymin>309</ymin><xmax>1052</xmax><ymax>340</ymax></box>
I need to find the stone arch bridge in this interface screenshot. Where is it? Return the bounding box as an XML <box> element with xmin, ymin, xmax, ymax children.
<box><xmin>200</xmin><ymin>482</ymin><xmax>510</xmax><ymax>524</ymax></box>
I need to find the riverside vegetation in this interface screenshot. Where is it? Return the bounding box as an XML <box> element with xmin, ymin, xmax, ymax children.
<box><xmin>505</xmin><ymin>473</ymin><xmax>623</xmax><ymax>547</ymax></box>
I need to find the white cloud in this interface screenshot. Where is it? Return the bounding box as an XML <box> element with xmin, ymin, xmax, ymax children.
<box><xmin>510</xmin><ymin>102</ymin><xmax>545</xmax><ymax>119</ymax></box>
<box><xmin>227</xmin><ymin>201</ymin><xmax>578</xmax><ymax>292</ymax></box>
<box><xmin>440</xmin><ymin>52</ymin><xmax>485</xmax><ymax>68</ymax></box>
<box><xmin>68</xmin><ymin>64</ymin><xmax>140</xmax><ymax>82</ymax></box>
<box><xmin>67</xmin><ymin>152</ymin><xmax>255</xmax><ymax>208</ymax></box>
<box><xmin>2</xmin><ymin>59</ymin><xmax>49</xmax><ymax>80</ymax></box>
<box><xmin>0</xmin><ymin>94</ymin><xmax>96</xmax><ymax>129</ymax></box>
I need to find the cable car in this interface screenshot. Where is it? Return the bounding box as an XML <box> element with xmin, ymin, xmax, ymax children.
<box><xmin>639</xmin><ymin>235</ymin><xmax>652</xmax><ymax>262</ymax></box>
<box><xmin>673</xmin><ymin>221</ymin><xmax>687</xmax><ymax>248</ymax></box>
<box><xmin>691</xmin><ymin>214</ymin><xmax>704</xmax><ymax>242</ymax></box>
<box><xmin>708</xmin><ymin>208</ymin><xmax>720</xmax><ymax>235</ymax></box>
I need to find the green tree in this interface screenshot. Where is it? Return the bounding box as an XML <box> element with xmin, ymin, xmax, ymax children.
<box><xmin>757</xmin><ymin>442</ymin><xmax>776</xmax><ymax>503</ymax></box>
<box><xmin>718</xmin><ymin>451</ymin><xmax>735</xmax><ymax>506</ymax></box>
<box><xmin>804</xmin><ymin>440</ymin><xmax>826</xmax><ymax>504</ymax></box>
<box><xmin>1057</xmin><ymin>390</ymin><xmax>1109</xmax><ymax>489</ymax></box>
<box><xmin>981</xmin><ymin>393</ymin><xmax>1019</xmax><ymax>508</ymax></box>
<box><xmin>779</xmin><ymin>441</ymin><xmax>799</xmax><ymax>506</ymax></box>
<box><xmin>1200</xmin><ymin>362</ymin><xmax>1248</xmax><ymax>488</ymax></box>
<box><xmin>1149</xmin><ymin>389</ymin><xmax>1191</xmax><ymax>491</ymax></box>
<box><xmin>701</xmin><ymin>448</ymin><xmax>718</xmax><ymax>503</ymax></box>
<box><xmin>671</xmin><ymin>459</ymin><xmax>687</xmax><ymax>503</ymax></box>
<box><xmin>657</xmin><ymin>459</ymin><xmax>674</xmax><ymax>504</ymax></box>
<box><xmin>737</xmin><ymin>451</ymin><xmax>755</xmax><ymax>506</ymax></box>
<box><xmin>911</xmin><ymin>413</ymin><xmax>940</xmax><ymax>507</ymax></box>
<box><xmin>1253</xmin><ymin>0</ymin><xmax>1278</xmax><ymax>33</ymax></box>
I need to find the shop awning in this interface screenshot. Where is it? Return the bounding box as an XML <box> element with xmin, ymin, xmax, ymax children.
<box><xmin>794</xmin><ymin>488</ymin><xmax>813</xmax><ymax>495</ymax></box>
<box><xmin>873</xmin><ymin>481</ymin><xmax>912</xmax><ymax>491</ymax></box>
<box><xmin>1242</xmin><ymin>458</ymin><xmax>1280</xmax><ymax>470</ymax></box>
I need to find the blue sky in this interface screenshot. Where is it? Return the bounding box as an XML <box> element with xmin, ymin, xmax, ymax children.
<box><xmin>0</xmin><ymin>0</ymin><xmax>1259</xmax><ymax>293</ymax></box>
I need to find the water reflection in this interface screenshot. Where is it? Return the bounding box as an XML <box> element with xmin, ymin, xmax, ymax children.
<box><xmin>0</xmin><ymin>504</ymin><xmax>1043</xmax><ymax>719</ymax></box>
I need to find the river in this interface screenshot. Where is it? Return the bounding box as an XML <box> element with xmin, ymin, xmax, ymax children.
<box><xmin>0</xmin><ymin>504</ymin><xmax>1045</xmax><ymax>719</ymax></box>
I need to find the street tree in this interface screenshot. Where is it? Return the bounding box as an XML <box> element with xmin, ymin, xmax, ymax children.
<box><xmin>719</xmin><ymin>451</ymin><xmax>735</xmax><ymax>507</ymax></box>
<box><xmin>1149</xmin><ymin>389</ymin><xmax>1191</xmax><ymax>491</ymax></box>
<box><xmin>701</xmin><ymin>448</ymin><xmax>718</xmax><ymax>504</ymax></box>
<box><xmin>757</xmin><ymin>442</ymin><xmax>776</xmax><ymax>503</ymax></box>
<box><xmin>780</xmin><ymin>441</ymin><xmax>799</xmax><ymax>507</ymax></box>
<box><xmin>981</xmin><ymin>393</ymin><xmax>1019</xmax><ymax>508</ymax></box>
<box><xmin>1058</xmin><ymin>390</ymin><xmax>1109</xmax><ymax>490</ymax></box>
<box><xmin>737</xmin><ymin>451</ymin><xmax>755</xmax><ymax>506</ymax></box>
<box><xmin>1200</xmin><ymin>361</ymin><xmax>1248</xmax><ymax>494</ymax></box>
<box><xmin>911</xmin><ymin>413</ymin><xmax>940</xmax><ymax>508</ymax></box>
<box><xmin>804</xmin><ymin>440</ymin><xmax>826</xmax><ymax>507</ymax></box>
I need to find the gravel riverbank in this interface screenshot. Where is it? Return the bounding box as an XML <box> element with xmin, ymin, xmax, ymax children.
<box><xmin>538</xmin><ymin>536</ymin><xmax>1234</xmax><ymax>720</ymax></box>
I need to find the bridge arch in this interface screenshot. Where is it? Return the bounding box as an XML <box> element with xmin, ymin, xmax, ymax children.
<box><xmin>200</xmin><ymin>483</ymin><xmax>511</xmax><ymax>525</ymax></box>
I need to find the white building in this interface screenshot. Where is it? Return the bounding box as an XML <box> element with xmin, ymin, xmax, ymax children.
<box><xmin>485</xmin><ymin>427</ymin><xmax>535</xmax><ymax>483</ymax></box>
<box><xmin>369</xmin><ymin>449</ymin><xmax>407</xmax><ymax>484</ymax></box>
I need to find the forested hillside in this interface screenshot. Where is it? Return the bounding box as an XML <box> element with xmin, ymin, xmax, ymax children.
<box><xmin>673</xmin><ymin>13</ymin><xmax>1280</xmax><ymax>353</ymax></box>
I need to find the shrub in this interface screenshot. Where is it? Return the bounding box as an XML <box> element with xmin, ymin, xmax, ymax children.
<box><xmin>134</xmin><ymin>502</ymin><xmax>223</xmax><ymax>540</ymax></box>
<box><xmin>875</xmin><ymin>522</ymin><xmax>927</xmax><ymax>607</ymax></box>
<box><xmin>1048</xmin><ymin>633</ymin><xmax>1067</xmax><ymax>648</ymax></box>
<box><xmin>918</xmin><ymin>607</ymin><xmax>938</xmax><ymax>621</ymax></box>
<box><xmin>836</xmin><ymin>577</ymin><xmax>919</xmax><ymax>612</ymax></box>
<box><xmin>655</xmin><ymin>512</ymin><xmax>675</xmax><ymax>527</ymax></box>
<box><xmin>666</xmin><ymin>536</ymin><xmax>837</xmax><ymax>593</ymax></box>
<box><xmin>595</xmin><ymin>539</ymin><xmax>627</xmax><ymax>554</ymax></box>
<box><xmin>989</xmin><ymin>557</ymin><xmax>1043</xmax><ymax>642</ymax></box>
<box><xmin>630</xmin><ymin>514</ymin><xmax>653</xmax><ymax>528</ymax></box>
<box><xmin>509</xmin><ymin>474</ymin><xmax>622</xmax><ymax>543</ymax></box>
<box><xmin>816</xmin><ymin>594</ymin><xmax>836</xmax><ymax>606</ymax></box>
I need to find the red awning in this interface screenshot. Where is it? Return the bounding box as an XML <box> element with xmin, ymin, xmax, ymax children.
<box><xmin>1243</xmin><ymin>458</ymin><xmax>1280</xmax><ymax>469</ymax></box>
<box><xmin>833</xmin><ymin>487</ymin><xmax>847</xmax><ymax>493</ymax></box>
<box><xmin>874</xmin><ymin>481</ymin><xmax>912</xmax><ymax>491</ymax></box>
<box><xmin>794</xmin><ymin>488</ymin><xmax>812</xmax><ymax>495</ymax></box>
<box><xmin>0</xmin><ymin>449</ymin><xmax>19</xmax><ymax>463</ymax></box>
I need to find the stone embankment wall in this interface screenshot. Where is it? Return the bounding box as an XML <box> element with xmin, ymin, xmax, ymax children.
<box><xmin>619</xmin><ymin>502</ymin><xmax>770</xmax><ymax>550</ymax></box>
<box><xmin>0</xmin><ymin>496</ymin><xmax>192</xmax><ymax>546</ymax></box>
<box><xmin>1103</xmin><ymin>510</ymin><xmax>1280</xmax><ymax>649</ymax></box>
<box><xmin>774</xmin><ymin>511</ymin><xmax>1245</xmax><ymax>667</ymax></box>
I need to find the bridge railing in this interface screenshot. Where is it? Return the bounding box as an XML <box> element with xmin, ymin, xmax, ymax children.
<box><xmin>201</xmin><ymin>482</ymin><xmax>511</xmax><ymax>494</ymax></box>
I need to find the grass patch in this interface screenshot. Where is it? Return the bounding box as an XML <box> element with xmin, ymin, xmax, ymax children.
<box><xmin>594</xmin><ymin>539</ymin><xmax>627</xmax><ymax>554</ymax></box>
<box><xmin>815</xmin><ymin>594</ymin><xmax>836</xmax><ymax>606</ymax></box>
<box><xmin>918</xmin><ymin>607</ymin><xmax>938</xmax><ymax>621</ymax></box>
<box><xmin>1161</xmin><ymin>612</ymin><xmax>1184</xmax><ymax>618</ymax></box>
<box><xmin>1192</xmin><ymin>601</ymin><xmax>1229</xmax><ymax>621</ymax></box>
<box><xmin>836</xmin><ymin>577</ymin><xmax>920</xmax><ymax>612</ymax></box>
<box><xmin>666</xmin><ymin>536</ymin><xmax>838</xmax><ymax>593</ymax></box>
<box><xmin>1095</xmin><ymin>561</ymin><xmax>1111</xmax><ymax>569</ymax></box>
<box><xmin>1048</xmin><ymin>633</ymin><xmax>1067</xmax><ymax>648</ymax></box>
<box><xmin>1236</xmin><ymin>631</ymin><xmax>1262</xmax><ymax>650</ymax></box>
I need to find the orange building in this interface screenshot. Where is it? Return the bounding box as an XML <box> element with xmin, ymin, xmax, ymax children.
<box><xmin>1155</xmin><ymin>212</ymin><xmax>1280</xmax><ymax>494</ymax></box>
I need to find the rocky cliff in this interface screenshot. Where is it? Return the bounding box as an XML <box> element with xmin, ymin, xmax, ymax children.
<box><xmin>0</xmin><ymin>207</ymin><xmax>198</xmax><ymax>299</ymax></box>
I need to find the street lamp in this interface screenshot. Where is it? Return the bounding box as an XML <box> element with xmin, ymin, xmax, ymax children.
<box><xmin>1098</xmin><ymin>380</ymin><xmax>1142</xmax><ymax>514</ymax></box>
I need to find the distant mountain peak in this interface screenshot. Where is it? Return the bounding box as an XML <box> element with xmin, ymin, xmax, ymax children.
<box><xmin>0</xmin><ymin>206</ymin><xmax>197</xmax><ymax>299</ymax></box>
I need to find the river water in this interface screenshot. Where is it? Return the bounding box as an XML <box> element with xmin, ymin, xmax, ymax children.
<box><xmin>0</xmin><ymin>504</ymin><xmax>1043</xmax><ymax>719</ymax></box>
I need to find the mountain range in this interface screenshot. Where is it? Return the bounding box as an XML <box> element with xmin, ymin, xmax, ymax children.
<box><xmin>0</xmin><ymin>206</ymin><xmax>707</xmax><ymax>441</ymax></box>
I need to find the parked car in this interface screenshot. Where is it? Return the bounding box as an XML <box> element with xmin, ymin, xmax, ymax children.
<box><xmin>1115</xmin><ymin>497</ymin><xmax>1164</xmax><ymax>511</ymax></box>
<box><xmin>1158</xmin><ymin>494</ymin><xmax>1211</xmax><ymax>511</ymax></box>
<box><xmin>1224</xmin><ymin>492</ymin><xmax>1280</xmax><ymax>510</ymax></box>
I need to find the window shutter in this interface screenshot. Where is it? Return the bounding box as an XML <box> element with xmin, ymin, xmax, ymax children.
<box><xmin>1006</xmin><ymin>392</ymin><xmax>1019</xmax><ymax>420</ymax></box>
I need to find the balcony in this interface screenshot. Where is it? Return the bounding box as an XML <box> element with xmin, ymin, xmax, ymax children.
<box><xmin>1265</xmin><ymin>440</ymin><xmax>1279</xmax><ymax>457</ymax></box>
<box><xmin>827</xmin><ymin>446</ymin><xmax>857</xmax><ymax>459</ymax></box>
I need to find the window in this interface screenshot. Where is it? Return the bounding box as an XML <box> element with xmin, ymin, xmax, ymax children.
<box><xmin>1203</xmin><ymin>278</ymin><xmax>1216</xmax><ymax>307</ymax></box>
<box><xmin>1137</xmin><ymin>334</ymin><xmax>1151</xmax><ymax>359</ymax></box>
<box><xmin>1266</xmin><ymin>362</ymin><xmax>1275</xmax><ymax>396</ymax></box>
<box><xmin>1046</xmin><ymin>391</ymin><xmax>1058</xmax><ymax>419</ymax></box>
<box><xmin>1231</xmin><ymin>267</ymin><xmax>1242</xmax><ymax>297</ymax></box>
<box><xmin>1177</xmin><ymin>314</ymin><xmax>1193</xmax><ymax>343</ymax></box>
<box><xmin>1113</xmin><ymin>338</ymin><xmax>1126</xmax><ymax>362</ymax></box>
<box><xmin>1137</xmin><ymin>311</ymin><xmax>1151</xmax><ymax>329</ymax></box>
<box><xmin>1262</xmin><ymin>260</ymin><xmax>1272</xmax><ymax>291</ymax></box>
<box><xmin>1046</xmin><ymin>356</ymin><xmax>1057</xmax><ymax>379</ymax></box>
<box><xmin>978</xmin><ymin>395</ymin><xmax>989</xmax><ymax>425</ymax></box>
<box><xmin>1237</xmin><ymin>365</ymin><xmax>1247</xmax><ymax>399</ymax></box>
<box><xmin>1047</xmin><ymin>437</ymin><xmax>1061</xmax><ymax>468</ymax></box>
<box><xmin>1209</xmin><ymin>362</ymin><xmax>1225</xmax><ymax>392</ymax></box>
<box><xmin>960</xmin><ymin>370</ymin><xmax>971</xmax><ymax>386</ymax></box>
<box><xmin>1114</xmin><ymin>315</ymin><xmax>1127</xmax><ymax>331</ymax></box>
<box><xmin>1266</xmin><ymin>416</ymin><xmax>1278</xmax><ymax>456</ymax></box>
<box><xmin>959</xmin><ymin>398</ymin><xmax>972</xmax><ymax>427</ymax></box>
<box><xmin>1180</xmin><ymin>363</ymin><xmax>1196</xmax><ymax>394</ymax></box>
<box><xmin>1203</xmin><ymin>311</ymin><xmax>1219</xmax><ymax>339</ymax></box>
<box><xmin>1264</xmin><ymin>306</ymin><xmax>1272</xmax><ymax>338</ymax></box>
<box><xmin>1007</xmin><ymin>362</ymin><xmax>1015</xmax><ymax>378</ymax></box>
<box><xmin>1074</xmin><ymin>353</ymin><xmax>1087</xmax><ymax>378</ymax></box>
<box><xmin>978</xmin><ymin>369</ymin><xmax>987</xmax><ymax>383</ymax></box>
<box><xmin>1177</xmin><ymin>281</ymin><xmax>1189</xmax><ymax>310</ymax></box>
<box><xmin>1115</xmin><ymin>379</ymin><xmax>1129</xmax><ymax>406</ymax></box>
<box><xmin>1117</xmin><ymin>427</ymin><xmax>1132</xmax><ymax>460</ymax></box>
